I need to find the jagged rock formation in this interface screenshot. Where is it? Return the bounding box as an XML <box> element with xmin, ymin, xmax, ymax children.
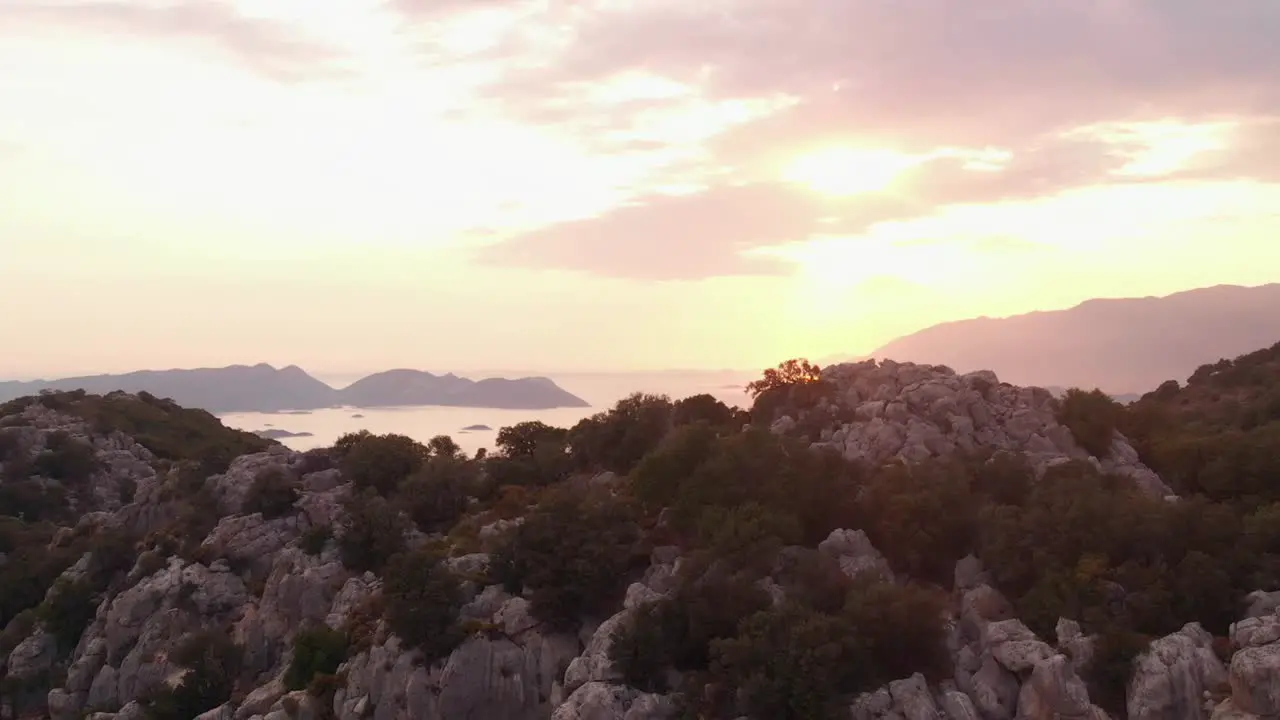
<box><xmin>3</xmin><ymin>364</ymin><xmax>1278</xmax><ymax>720</ymax></box>
<box><xmin>767</xmin><ymin>359</ymin><xmax>1174</xmax><ymax>498</ymax></box>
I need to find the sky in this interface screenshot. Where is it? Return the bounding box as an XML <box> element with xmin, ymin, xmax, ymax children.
<box><xmin>1</xmin><ymin>0</ymin><xmax>1279</xmax><ymax>378</ymax></box>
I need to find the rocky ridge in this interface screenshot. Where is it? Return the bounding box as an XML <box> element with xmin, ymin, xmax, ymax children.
<box><xmin>0</xmin><ymin>365</ymin><xmax>1275</xmax><ymax>720</ymax></box>
<box><xmin>769</xmin><ymin>359</ymin><xmax>1174</xmax><ymax>498</ymax></box>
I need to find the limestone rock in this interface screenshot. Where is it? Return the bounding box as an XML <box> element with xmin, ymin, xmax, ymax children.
<box><xmin>818</xmin><ymin>528</ymin><xmax>895</xmax><ymax>583</ymax></box>
<box><xmin>551</xmin><ymin>682</ymin><xmax>674</xmax><ymax>720</ymax></box>
<box><xmin>1128</xmin><ymin>623</ymin><xmax>1227</xmax><ymax>720</ymax></box>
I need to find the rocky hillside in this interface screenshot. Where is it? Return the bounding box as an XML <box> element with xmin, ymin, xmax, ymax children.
<box><xmin>0</xmin><ymin>349</ymin><xmax>1278</xmax><ymax>720</ymax></box>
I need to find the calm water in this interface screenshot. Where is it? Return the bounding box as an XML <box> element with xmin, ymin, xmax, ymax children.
<box><xmin>217</xmin><ymin>371</ymin><xmax>755</xmax><ymax>456</ymax></box>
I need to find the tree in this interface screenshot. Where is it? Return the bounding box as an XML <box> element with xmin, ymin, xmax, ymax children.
<box><xmin>746</xmin><ymin>359</ymin><xmax>824</xmax><ymax>399</ymax></box>
<box><xmin>338</xmin><ymin>433</ymin><xmax>430</xmax><ymax>496</ymax></box>
<box><xmin>487</xmin><ymin>421</ymin><xmax>571</xmax><ymax>487</ymax></box>
<box><xmin>568</xmin><ymin>394</ymin><xmax>673</xmax><ymax>474</ymax></box>
<box><xmin>428</xmin><ymin>435</ymin><xmax>465</xmax><ymax>461</ymax></box>
<box><xmin>672</xmin><ymin>394</ymin><xmax>736</xmax><ymax>428</ymax></box>
<box><xmin>495</xmin><ymin>421</ymin><xmax>567</xmax><ymax>459</ymax></box>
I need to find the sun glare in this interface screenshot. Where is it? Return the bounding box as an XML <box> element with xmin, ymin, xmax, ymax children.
<box><xmin>783</xmin><ymin>147</ymin><xmax>920</xmax><ymax>196</ymax></box>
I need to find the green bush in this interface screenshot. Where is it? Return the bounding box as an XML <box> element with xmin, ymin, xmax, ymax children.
<box><xmin>842</xmin><ymin>581</ymin><xmax>951</xmax><ymax>686</ymax></box>
<box><xmin>568</xmin><ymin>393</ymin><xmax>673</xmax><ymax>474</ymax></box>
<box><xmin>672</xmin><ymin>394</ymin><xmax>736</xmax><ymax>428</ymax></box>
<box><xmin>383</xmin><ymin>549</ymin><xmax>464</xmax><ymax>663</ymax></box>
<box><xmin>33</xmin><ymin>431</ymin><xmax>100</xmax><ymax>483</ymax></box>
<box><xmin>0</xmin><ymin>429</ymin><xmax>25</xmax><ymax>464</ymax></box>
<box><xmin>399</xmin><ymin>456</ymin><xmax>476</xmax><ymax>534</ymax></box>
<box><xmin>299</xmin><ymin>525</ymin><xmax>331</xmax><ymax>556</ymax></box>
<box><xmin>38</xmin><ymin>578</ymin><xmax>98</xmax><ymax>653</ymax></box>
<box><xmin>1084</xmin><ymin>627</ymin><xmax>1150</xmax><ymax>714</ymax></box>
<box><xmin>710</xmin><ymin>604</ymin><xmax>862</xmax><ymax>720</ymax></box>
<box><xmin>492</xmin><ymin>489</ymin><xmax>643</xmax><ymax>627</ymax></box>
<box><xmin>142</xmin><ymin>629</ymin><xmax>243</xmax><ymax>720</ymax></box>
<box><xmin>611</xmin><ymin>567</ymin><xmax>770</xmax><ymax>692</ymax></box>
<box><xmin>337</xmin><ymin>432</ymin><xmax>430</xmax><ymax>496</ymax></box>
<box><xmin>0</xmin><ymin>479</ymin><xmax>69</xmax><ymax>521</ymax></box>
<box><xmin>243</xmin><ymin>467</ymin><xmax>300</xmax><ymax>519</ymax></box>
<box><xmin>338</xmin><ymin>490</ymin><xmax>409</xmax><ymax>574</ymax></box>
<box><xmin>1058</xmin><ymin>388</ymin><xmax>1121</xmax><ymax>458</ymax></box>
<box><xmin>285</xmin><ymin>625</ymin><xmax>349</xmax><ymax>691</ymax></box>
<box><xmin>485</xmin><ymin>421</ymin><xmax>572</xmax><ymax>488</ymax></box>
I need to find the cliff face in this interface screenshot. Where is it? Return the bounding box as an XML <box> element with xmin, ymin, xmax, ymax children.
<box><xmin>0</xmin><ymin>364</ymin><xmax>1276</xmax><ymax>720</ymax></box>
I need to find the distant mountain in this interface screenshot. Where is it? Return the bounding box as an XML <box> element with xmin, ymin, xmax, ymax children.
<box><xmin>0</xmin><ymin>364</ymin><xmax>589</xmax><ymax>413</ymax></box>
<box><xmin>866</xmin><ymin>283</ymin><xmax>1280</xmax><ymax>394</ymax></box>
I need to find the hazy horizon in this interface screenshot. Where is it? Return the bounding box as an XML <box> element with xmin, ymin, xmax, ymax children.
<box><xmin>3</xmin><ymin>1</ymin><xmax>1279</xmax><ymax>378</ymax></box>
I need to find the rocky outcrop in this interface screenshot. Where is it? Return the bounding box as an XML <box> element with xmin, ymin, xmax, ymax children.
<box><xmin>1128</xmin><ymin>623</ymin><xmax>1227</xmax><ymax>720</ymax></box>
<box><xmin>1224</xmin><ymin>608</ymin><xmax>1280</xmax><ymax>717</ymax></box>
<box><xmin>773</xmin><ymin>360</ymin><xmax>1173</xmax><ymax>498</ymax></box>
<box><xmin>818</xmin><ymin>528</ymin><xmax>896</xmax><ymax>583</ymax></box>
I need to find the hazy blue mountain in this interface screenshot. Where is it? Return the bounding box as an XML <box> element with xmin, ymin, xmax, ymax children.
<box><xmin>0</xmin><ymin>364</ymin><xmax>588</xmax><ymax>413</ymax></box>
<box><xmin>865</xmin><ymin>283</ymin><xmax>1280</xmax><ymax>394</ymax></box>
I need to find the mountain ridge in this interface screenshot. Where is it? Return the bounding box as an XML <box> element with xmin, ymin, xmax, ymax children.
<box><xmin>861</xmin><ymin>283</ymin><xmax>1280</xmax><ymax>394</ymax></box>
<box><xmin>0</xmin><ymin>364</ymin><xmax>590</xmax><ymax>413</ymax></box>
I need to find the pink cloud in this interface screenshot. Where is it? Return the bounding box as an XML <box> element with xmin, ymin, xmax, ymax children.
<box><xmin>471</xmin><ymin>0</ymin><xmax>1280</xmax><ymax>279</ymax></box>
<box><xmin>0</xmin><ymin>1</ymin><xmax>346</xmax><ymax>82</ymax></box>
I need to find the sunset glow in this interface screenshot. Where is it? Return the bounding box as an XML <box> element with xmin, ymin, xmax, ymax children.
<box><xmin>783</xmin><ymin>148</ymin><xmax>922</xmax><ymax>196</ymax></box>
<box><xmin>0</xmin><ymin>0</ymin><xmax>1277</xmax><ymax>378</ymax></box>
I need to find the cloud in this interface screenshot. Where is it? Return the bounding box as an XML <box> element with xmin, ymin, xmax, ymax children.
<box><xmin>493</xmin><ymin>0</ymin><xmax>1280</xmax><ymax>149</ymax></box>
<box><xmin>476</xmin><ymin>131</ymin><xmax>1149</xmax><ymax>279</ymax></box>
<box><xmin>467</xmin><ymin>1</ymin><xmax>1280</xmax><ymax>279</ymax></box>
<box><xmin>0</xmin><ymin>1</ymin><xmax>345</xmax><ymax>81</ymax></box>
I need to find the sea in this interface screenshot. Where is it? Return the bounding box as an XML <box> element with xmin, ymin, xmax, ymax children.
<box><xmin>216</xmin><ymin>371</ymin><xmax>756</xmax><ymax>457</ymax></box>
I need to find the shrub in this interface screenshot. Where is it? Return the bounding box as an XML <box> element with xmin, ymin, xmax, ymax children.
<box><xmin>842</xmin><ymin>581</ymin><xmax>952</xmax><ymax>685</ymax></box>
<box><xmin>1058</xmin><ymin>388</ymin><xmax>1121</xmax><ymax>458</ymax></box>
<box><xmin>243</xmin><ymin>467</ymin><xmax>300</xmax><ymax>520</ymax></box>
<box><xmin>399</xmin><ymin>456</ymin><xmax>475</xmax><ymax>534</ymax></box>
<box><xmin>672</xmin><ymin>394</ymin><xmax>736</xmax><ymax>428</ymax></box>
<box><xmin>568</xmin><ymin>394</ymin><xmax>673</xmax><ymax>474</ymax></box>
<box><xmin>382</xmin><ymin>549</ymin><xmax>465</xmax><ymax>663</ymax></box>
<box><xmin>695</xmin><ymin>502</ymin><xmax>801</xmax><ymax>571</ymax></box>
<box><xmin>0</xmin><ymin>429</ymin><xmax>24</xmax><ymax>464</ymax></box>
<box><xmin>337</xmin><ymin>432</ymin><xmax>430</xmax><ymax>496</ymax></box>
<box><xmin>1084</xmin><ymin>627</ymin><xmax>1150</xmax><ymax>714</ymax></box>
<box><xmin>0</xmin><ymin>479</ymin><xmax>69</xmax><ymax>521</ymax></box>
<box><xmin>285</xmin><ymin>625</ymin><xmax>349</xmax><ymax>691</ymax></box>
<box><xmin>38</xmin><ymin>578</ymin><xmax>98</xmax><ymax>653</ymax></box>
<box><xmin>33</xmin><ymin>431</ymin><xmax>100</xmax><ymax>483</ymax></box>
<box><xmin>299</xmin><ymin>525</ymin><xmax>331</xmax><ymax>556</ymax></box>
<box><xmin>710</xmin><ymin>604</ymin><xmax>862</xmax><ymax>720</ymax></box>
<box><xmin>142</xmin><ymin>629</ymin><xmax>243</xmax><ymax>720</ymax></box>
<box><xmin>611</xmin><ymin>567</ymin><xmax>771</xmax><ymax>692</ymax></box>
<box><xmin>745</xmin><ymin>358</ymin><xmax>824</xmax><ymax>399</ymax></box>
<box><xmin>338</xmin><ymin>490</ymin><xmax>409</xmax><ymax>573</ymax></box>
<box><xmin>492</xmin><ymin>489</ymin><xmax>644</xmax><ymax>627</ymax></box>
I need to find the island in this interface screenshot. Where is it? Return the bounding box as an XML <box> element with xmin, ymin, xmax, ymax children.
<box><xmin>0</xmin><ymin>364</ymin><xmax>589</xmax><ymax>413</ymax></box>
<box><xmin>254</xmin><ymin>429</ymin><xmax>315</xmax><ymax>439</ymax></box>
<box><xmin>461</xmin><ymin>424</ymin><xmax>493</xmax><ymax>431</ymax></box>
